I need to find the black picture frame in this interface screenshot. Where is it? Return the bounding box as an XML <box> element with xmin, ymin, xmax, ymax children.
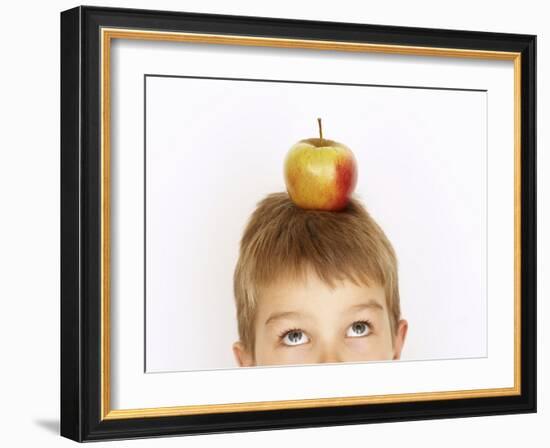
<box><xmin>61</xmin><ymin>5</ymin><xmax>536</xmax><ymax>442</ymax></box>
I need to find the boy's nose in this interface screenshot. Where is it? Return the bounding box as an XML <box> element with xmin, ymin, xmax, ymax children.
<box><xmin>317</xmin><ymin>344</ymin><xmax>343</xmax><ymax>364</ymax></box>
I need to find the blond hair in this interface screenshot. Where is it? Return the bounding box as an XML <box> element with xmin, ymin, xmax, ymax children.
<box><xmin>233</xmin><ymin>191</ymin><xmax>400</xmax><ymax>355</ymax></box>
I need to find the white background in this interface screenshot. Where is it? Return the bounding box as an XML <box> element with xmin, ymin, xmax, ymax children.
<box><xmin>0</xmin><ymin>0</ymin><xmax>546</xmax><ymax>446</ymax></box>
<box><xmin>145</xmin><ymin>75</ymin><xmax>487</xmax><ymax>372</ymax></box>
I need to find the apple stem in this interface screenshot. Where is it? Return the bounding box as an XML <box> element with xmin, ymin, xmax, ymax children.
<box><xmin>317</xmin><ymin>117</ymin><xmax>323</xmax><ymax>139</ymax></box>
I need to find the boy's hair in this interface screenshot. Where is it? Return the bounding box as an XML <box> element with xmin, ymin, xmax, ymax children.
<box><xmin>233</xmin><ymin>191</ymin><xmax>400</xmax><ymax>355</ymax></box>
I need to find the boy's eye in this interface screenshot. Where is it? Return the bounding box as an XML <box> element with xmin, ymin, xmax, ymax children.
<box><xmin>280</xmin><ymin>329</ymin><xmax>310</xmax><ymax>346</ymax></box>
<box><xmin>346</xmin><ymin>320</ymin><xmax>372</xmax><ymax>338</ymax></box>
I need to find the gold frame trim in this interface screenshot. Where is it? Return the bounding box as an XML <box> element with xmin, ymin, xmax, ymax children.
<box><xmin>100</xmin><ymin>28</ymin><xmax>522</xmax><ymax>421</ymax></box>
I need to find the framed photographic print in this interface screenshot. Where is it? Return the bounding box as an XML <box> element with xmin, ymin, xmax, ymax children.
<box><xmin>60</xmin><ymin>5</ymin><xmax>537</xmax><ymax>442</ymax></box>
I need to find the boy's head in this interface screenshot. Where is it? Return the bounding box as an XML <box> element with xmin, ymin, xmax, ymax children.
<box><xmin>232</xmin><ymin>192</ymin><xmax>407</xmax><ymax>367</ymax></box>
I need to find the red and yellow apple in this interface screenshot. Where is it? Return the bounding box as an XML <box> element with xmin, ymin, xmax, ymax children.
<box><xmin>284</xmin><ymin>119</ymin><xmax>358</xmax><ymax>211</ymax></box>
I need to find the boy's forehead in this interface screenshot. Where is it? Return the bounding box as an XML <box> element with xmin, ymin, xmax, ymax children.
<box><xmin>258</xmin><ymin>268</ymin><xmax>386</xmax><ymax>311</ymax></box>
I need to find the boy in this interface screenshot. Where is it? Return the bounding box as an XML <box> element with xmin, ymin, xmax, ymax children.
<box><xmin>232</xmin><ymin>191</ymin><xmax>408</xmax><ymax>367</ymax></box>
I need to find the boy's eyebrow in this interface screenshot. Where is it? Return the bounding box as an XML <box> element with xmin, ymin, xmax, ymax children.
<box><xmin>264</xmin><ymin>300</ymin><xmax>383</xmax><ymax>326</ymax></box>
<box><xmin>349</xmin><ymin>300</ymin><xmax>384</xmax><ymax>312</ymax></box>
<box><xmin>264</xmin><ymin>311</ymin><xmax>306</xmax><ymax>327</ymax></box>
